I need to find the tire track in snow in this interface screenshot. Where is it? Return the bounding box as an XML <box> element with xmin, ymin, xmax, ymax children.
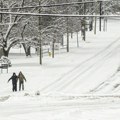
<box><xmin>90</xmin><ymin>71</ymin><xmax>118</xmax><ymax>93</ymax></box>
<box><xmin>56</xmin><ymin>46</ymin><xmax>120</xmax><ymax>93</ymax></box>
<box><xmin>40</xmin><ymin>37</ymin><xmax>120</xmax><ymax>93</ymax></box>
<box><xmin>90</xmin><ymin>70</ymin><xmax>120</xmax><ymax>93</ymax></box>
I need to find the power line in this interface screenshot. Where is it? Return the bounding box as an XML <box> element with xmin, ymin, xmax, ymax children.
<box><xmin>0</xmin><ymin>11</ymin><xmax>120</xmax><ymax>18</ymax></box>
<box><xmin>0</xmin><ymin>0</ymin><xmax>114</xmax><ymax>10</ymax></box>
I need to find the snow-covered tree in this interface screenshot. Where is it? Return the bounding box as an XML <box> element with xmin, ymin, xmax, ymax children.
<box><xmin>0</xmin><ymin>0</ymin><xmax>119</xmax><ymax>57</ymax></box>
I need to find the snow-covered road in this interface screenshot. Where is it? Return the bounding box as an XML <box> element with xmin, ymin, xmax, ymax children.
<box><xmin>40</xmin><ymin>36</ymin><xmax>120</xmax><ymax>94</ymax></box>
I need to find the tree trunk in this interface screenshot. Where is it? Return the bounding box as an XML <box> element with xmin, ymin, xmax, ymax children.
<box><xmin>52</xmin><ymin>40</ymin><xmax>55</xmax><ymax>58</ymax></box>
<box><xmin>26</xmin><ymin>47</ymin><xmax>31</xmax><ymax>56</ymax></box>
<box><xmin>94</xmin><ymin>17</ymin><xmax>97</xmax><ymax>35</ymax></box>
<box><xmin>2</xmin><ymin>48</ymin><xmax>9</xmax><ymax>57</ymax></box>
<box><xmin>22</xmin><ymin>43</ymin><xmax>31</xmax><ymax>56</ymax></box>
<box><xmin>61</xmin><ymin>35</ymin><xmax>64</xmax><ymax>46</ymax></box>
<box><xmin>67</xmin><ymin>18</ymin><xmax>69</xmax><ymax>52</ymax></box>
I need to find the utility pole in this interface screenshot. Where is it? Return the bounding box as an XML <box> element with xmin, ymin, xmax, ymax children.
<box><xmin>0</xmin><ymin>1</ymin><xmax>2</xmax><ymax>57</ymax></box>
<box><xmin>0</xmin><ymin>1</ymin><xmax>3</xmax><ymax>34</ymax></box>
<box><xmin>99</xmin><ymin>1</ymin><xmax>102</xmax><ymax>31</ymax></box>
<box><xmin>0</xmin><ymin>1</ymin><xmax>2</xmax><ymax>23</ymax></box>
<box><xmin>66</xmin><ymin>0</ymin><xmax>69</xmax><ymax>52</ymax></box>
<box><xmin>81</xmin><ymin>1</ymin><xmax>86</xmax><ymax>41</ymax></box>
<box><xmin>83</xmin><ymin>2</ymin><xmax>86</xmax><ymax>41</ymax></box>
<box><xmin>66</xmin><ymin>0</ymin><xmax>69</xmax><ymax>53</ymax></box>
<box><xmin>94</xmin><ymin>1</ymin><xmax>97</xmax><ymax>35</ymax></box>
<box><xmin>39</xmin><ymin>0</ymin><xmax>42</xmax><ymax>65</ymax></box>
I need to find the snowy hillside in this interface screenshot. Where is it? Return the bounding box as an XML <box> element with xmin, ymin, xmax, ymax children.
<box><xmin>1</xmin><ymin>19</ymin><xmax>120</xmax><ymax>120</ymax></box>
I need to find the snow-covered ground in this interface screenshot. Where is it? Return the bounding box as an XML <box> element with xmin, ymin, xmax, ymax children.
<box><xmin>1</xmin><ymin>19</ymin><xmax>120</xmax><ymax>120</ymax></box>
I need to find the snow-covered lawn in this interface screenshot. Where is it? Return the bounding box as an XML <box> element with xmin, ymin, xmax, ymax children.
<box><xmin>1</xmin><ymin>19</ymin><xmax>120</xmax><ymax>120</ymax></box>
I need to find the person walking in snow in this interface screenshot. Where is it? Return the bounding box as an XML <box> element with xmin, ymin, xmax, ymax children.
<box><xmin>18</xmin><ymin>71</ymin><xmax>26</xmax><ymax>91</ymax></box>
<box><xmin>8</xmin><ymin>72</ymin><xmax>18</xmax><ymax>92</ymax></box>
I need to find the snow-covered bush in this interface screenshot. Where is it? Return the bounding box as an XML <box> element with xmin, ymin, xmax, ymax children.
<box><xmin>0</xmin><ymin>56</ymin><xmax>12</xmax><ymax>67</ymax></box>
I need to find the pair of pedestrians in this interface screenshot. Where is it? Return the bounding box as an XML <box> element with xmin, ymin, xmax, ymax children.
<box><xmin>8</xmin><ymin>71</ymin><xmax>26</xmax><ymax>92</ymax></box>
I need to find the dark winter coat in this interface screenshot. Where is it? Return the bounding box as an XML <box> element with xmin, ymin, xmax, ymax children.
<box><xmin>8</xmin><ymin>74</ymin><xmax>18</xmax><ymax>84</ymax></box>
